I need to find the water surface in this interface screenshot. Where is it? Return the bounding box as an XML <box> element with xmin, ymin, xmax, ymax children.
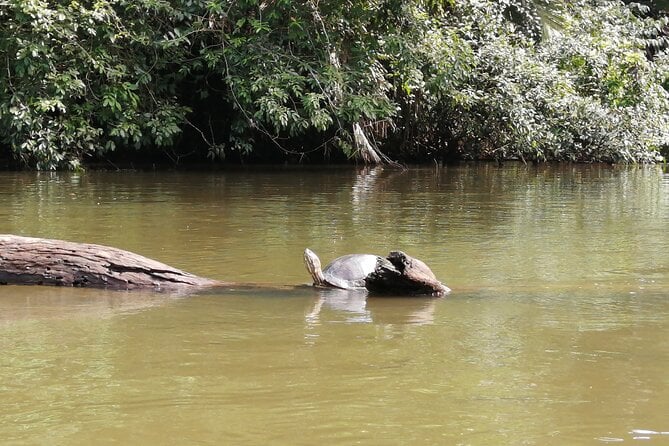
<box><xmin>1</xmin><ymin>164</ymin><xmax>668</xmax><ymax>444</ymax></box>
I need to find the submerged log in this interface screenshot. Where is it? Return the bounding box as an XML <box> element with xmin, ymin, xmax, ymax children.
<box><xmin>365</xmin><ymin>251</ymin><xmax>451</xmax><ymax>296</ymax></box>
<box><xmin>0</xmin><ymin>235</ymin><xmax>222</xmax><ymax>291</ymax></box>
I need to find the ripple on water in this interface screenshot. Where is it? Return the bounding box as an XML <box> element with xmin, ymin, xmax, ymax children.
<box><xmin>1</xmin><ymin>167</ymin><xmax>669</xmax><ymax>445</ymax></box>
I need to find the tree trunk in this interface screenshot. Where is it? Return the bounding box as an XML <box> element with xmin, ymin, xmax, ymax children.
<box><xmin>0</xmin><ymin>235</ymin><xmax>222</xmax><ymax>291</ymax></box>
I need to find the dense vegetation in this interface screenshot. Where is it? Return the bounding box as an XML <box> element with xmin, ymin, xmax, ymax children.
<box><xmin>1</xmin><ymin>0</ymin><xmax>668</xmax><ymax>169</ymax></box>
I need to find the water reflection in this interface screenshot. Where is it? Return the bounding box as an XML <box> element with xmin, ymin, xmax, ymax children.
<box><xmin>0</xmin><ymin>286</ymin><xmax>177</xmax><ymax>324</ymax></box>
<box><xmin>305</xmin><ymin>288</ymin><xmax>437</xmax><ymax>326</ymax></box>
<box><xmin>351</xmin><ymin>166</ymin><xmax>383</xmax><ymax>208</ymax></box>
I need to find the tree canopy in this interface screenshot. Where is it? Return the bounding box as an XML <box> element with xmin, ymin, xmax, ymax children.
<box><xmin>1</xmin><ymin>0</ymin><xmax>668</xmax><ymax>169</ymax></box>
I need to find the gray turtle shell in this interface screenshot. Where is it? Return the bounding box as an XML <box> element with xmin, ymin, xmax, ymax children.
<box><xmin>322</xmin><ymin>254</ymin><xmax>379</xmax><ymax>289</ymax></box>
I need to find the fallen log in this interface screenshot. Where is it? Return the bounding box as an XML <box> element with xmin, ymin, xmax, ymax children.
<box><xmin>0</xmin><ymin>235</ymin><xmax>222</xmax><ymax>291</ymax></box>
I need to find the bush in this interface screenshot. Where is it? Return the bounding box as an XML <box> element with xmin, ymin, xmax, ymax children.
<box><xmin>0</xmin><ymin>0</ymin><xmax>189</xmax><ymax>169</ymax></box>
<box><xmin>398</xmin><ymin>0</ymin><xmax>669</xmax><ymax>163</ymax></box>
<box><xmin>0</xmin><ymin>0</ymin><xmax>667</xmax><ymax>169</ymax></box>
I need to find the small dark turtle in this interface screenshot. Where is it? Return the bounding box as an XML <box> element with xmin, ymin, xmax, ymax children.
<box><xmin>303</xmin><ymin>248</ymin><xmax>380</xmax><ymax>290</ymax></box>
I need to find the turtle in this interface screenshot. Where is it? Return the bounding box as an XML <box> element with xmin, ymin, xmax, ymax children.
<box><xmin>303</xmin><ymin>248</ymin><xmax>380</xmax><ymax>290</ymax></box>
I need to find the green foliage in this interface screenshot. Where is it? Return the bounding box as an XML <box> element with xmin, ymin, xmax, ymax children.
<box><xmin>409</xmin><ymin>0</ymin><xmax>669</xmax><ymax>163</ymax></box>
<box><xmin>0</xmin><ymin>0</ymin><xmax>668</xmax><ymax>168</ymax></box>
<box><xmin>0</xmin><ymin>0</ymin><xmax>189</xmax><ymax>169</ymax></box>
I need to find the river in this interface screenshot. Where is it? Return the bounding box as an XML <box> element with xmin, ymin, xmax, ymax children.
<box><xmin>1</xmin><ymin>164</ymin><xmax>668</xmax><ymax>445</ymax></box>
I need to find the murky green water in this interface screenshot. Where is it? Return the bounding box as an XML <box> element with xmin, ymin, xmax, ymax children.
<box><xmin>1</xmin><ymin>164</ymin><xmax>668</xmax><ymax>445</ymax></box>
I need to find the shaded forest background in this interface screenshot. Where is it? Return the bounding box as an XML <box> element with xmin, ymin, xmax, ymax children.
<box><xmin>1</xmin><ymin>0</ymin><xmax>669</xmax><ymax>169</ymax></box>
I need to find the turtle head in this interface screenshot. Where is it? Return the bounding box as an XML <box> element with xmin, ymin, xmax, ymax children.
<box><xmin>304</xmin><ymin>248</ymin><xmax>327</xmax><ymax>286</ymax></box>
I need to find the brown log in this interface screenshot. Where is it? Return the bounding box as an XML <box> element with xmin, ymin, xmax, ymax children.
<box><xmin>0</xmin><ymin>235</ymin><xmax>222</xmax><ymax>291</ymax></box>
<box><xmin>365</xmin><ymin>251</ymin><xmax>451</xmax><ymax>296</ymax></box>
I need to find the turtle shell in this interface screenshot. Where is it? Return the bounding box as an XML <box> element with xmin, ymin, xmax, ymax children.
<box><xmin>322</xmin><ymin>254</ymin><xmax>380</xmax><ymax>289</ymax></box>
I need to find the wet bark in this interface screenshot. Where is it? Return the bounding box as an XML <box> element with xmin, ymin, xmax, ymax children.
<box><xmin>365</xmin><ymin>251</ymin><xmax>451</xmax><ymax>296</ymax></box>
<box><xmin>0</xmin><ymin>235</ymin><xmax>222</xmax><ymax>291</ymax></box>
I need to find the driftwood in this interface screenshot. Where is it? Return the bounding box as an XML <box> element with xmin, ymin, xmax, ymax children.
<box><xmin>0</xmin><ymin>235</ymin><xmax>222</xmax><ymax>291</ymax></box>
<box><xmin>365</xmin><ymin>251</ymin><xmax>451</xmax><ymax>296</ymax></box>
